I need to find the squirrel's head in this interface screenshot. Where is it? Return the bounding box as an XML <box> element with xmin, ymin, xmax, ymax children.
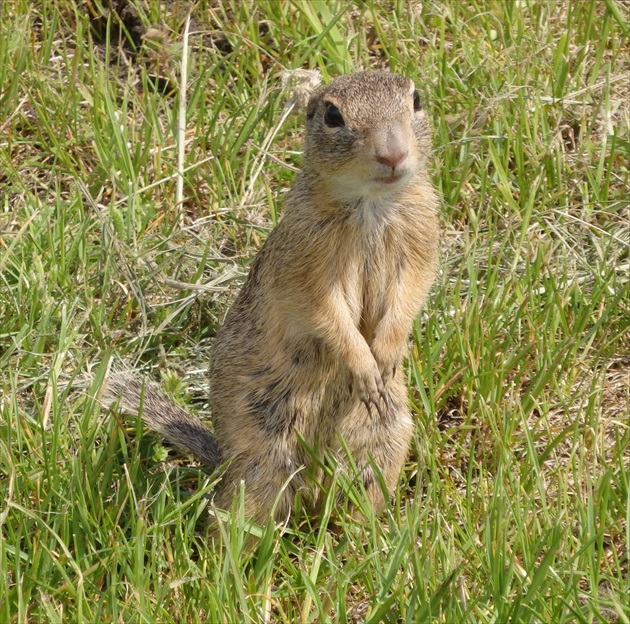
<box><xmin>303</xmin><ymin>71</ymin><xmax>432</xmax><ymax>203</ymax></box>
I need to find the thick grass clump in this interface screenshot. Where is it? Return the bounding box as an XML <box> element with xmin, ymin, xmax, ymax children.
<box><xmin>1</xmin><ymin>1</ymin><xmax>628</xmax><ymax>622</ymax></box>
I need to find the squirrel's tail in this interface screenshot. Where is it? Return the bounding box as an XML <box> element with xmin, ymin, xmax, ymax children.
<box><xmin>102</xmin><ymin>373</ymin><xmax>221</xmax><ymax>469</ymax></box>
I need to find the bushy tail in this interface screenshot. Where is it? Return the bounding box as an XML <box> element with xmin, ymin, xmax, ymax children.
<box><xmin>102</xmin><ymin>373</ymin><xmax>221</xmax><ymax>469</ymax></box>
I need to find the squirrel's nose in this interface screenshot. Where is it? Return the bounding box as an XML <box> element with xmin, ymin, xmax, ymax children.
<box><xmin>376</xmin><ymin>150</ymin><xmax>408</xmax><ymax>170</ymax></box>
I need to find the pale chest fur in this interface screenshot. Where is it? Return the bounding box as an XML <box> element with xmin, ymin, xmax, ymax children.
<box><xmin>336</xmin><ymin>198</ymin><xmax>411</xmax><ymax>342</ymax></box>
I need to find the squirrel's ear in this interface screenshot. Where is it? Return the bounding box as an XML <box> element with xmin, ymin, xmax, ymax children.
<box><xmin>412</xmin><ymin>90</ymin><xmax>422</xmax><ymax>111</ymax></box>
<box><xmin>306</xmin><ymin>97</ymin><xmax>319</xmax><ymax>121</ymax></box>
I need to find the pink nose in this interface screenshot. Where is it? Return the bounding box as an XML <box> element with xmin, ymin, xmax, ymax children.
<box><xmin>376</xmin><ymin>150</ymin><xmax>408</xmax><ymax>169</ymax></box>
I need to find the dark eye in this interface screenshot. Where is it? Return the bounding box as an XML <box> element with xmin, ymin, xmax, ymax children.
<box><xmin>324</xmin><ymin>103</ymin><xmax>344</xmax><ymax>128</ymax></box>
<box><xmin>412</xmin><ymin>90</ymin><xmax>422</xmax><ymax>111</ymax></box>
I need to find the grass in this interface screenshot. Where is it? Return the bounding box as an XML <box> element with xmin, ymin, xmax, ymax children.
<box><xmin>0</xmin><ymin>0</ymin><xmax>628</xmax><ymax>622</ymax></box>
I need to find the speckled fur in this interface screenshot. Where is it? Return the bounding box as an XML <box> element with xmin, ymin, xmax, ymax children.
<box><xmin>105</xmin><ymin>71</ymin><xmax>440</xmax><ymax>525</ymax></box>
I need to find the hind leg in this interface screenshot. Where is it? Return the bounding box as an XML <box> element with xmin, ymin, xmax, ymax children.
<box><xmin>212</xmin><ymin>462</ymin><xmax>288</xmax><ymax>524</ymax></box>
<box><xmin>211</xmin><ymin>440</ymin><xmax>312</xmax><ymax>527</ymax></box>
<box><xmin>334</xmin><ymin>380</ymin><xmax>413</xmax><ymax>512</ymax></box>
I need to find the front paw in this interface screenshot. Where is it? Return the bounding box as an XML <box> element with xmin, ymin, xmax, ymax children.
<box><xmin>379</xmin><ymin>361</ymin><xmax>397</xmax><ymax>386</ymax></box>
<box><xmin>371</xmin><ymin>342</ymin><xmax>401</xmax><ymax>388</ymax></box>
<box><xmin>355</xmin><ymin>365</ymin><xmax>389</xmax><ymax>418</ymax></box>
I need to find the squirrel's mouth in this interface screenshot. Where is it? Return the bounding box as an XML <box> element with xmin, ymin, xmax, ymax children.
<box><xmin>375</xmin><ymin>174</ymin><xmax>404</xmax><ymax>185</ymax></box>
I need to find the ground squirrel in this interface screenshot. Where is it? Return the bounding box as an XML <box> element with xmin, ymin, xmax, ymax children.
<box><xmin>104</xmin><ymin>71</ymin><xmax>440</xmax><ymax>525</ymax></box>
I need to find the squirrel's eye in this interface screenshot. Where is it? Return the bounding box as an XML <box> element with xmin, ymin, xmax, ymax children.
<box><xmin>324</xmin><ymin>103</ymin><xmax>345</xmax><ymax>128</ymax></box>
<box><xmin>412</xmin><ymin>90</ymin><xmax>422</xmax><ymax>111</ymax></box>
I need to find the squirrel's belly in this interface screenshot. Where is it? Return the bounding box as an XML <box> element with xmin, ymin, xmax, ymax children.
<box><xmin>211</xmin><ymin>335</ymin><xmax>353</xmax><ymax>442</ymax></box>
